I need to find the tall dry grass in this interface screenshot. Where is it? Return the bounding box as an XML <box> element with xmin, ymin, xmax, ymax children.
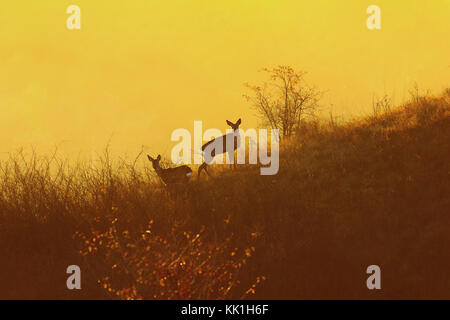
<box><xmin>0</xmin><ymin>90</ymin><xmax>449</xmax><ymax>299</ymax></box>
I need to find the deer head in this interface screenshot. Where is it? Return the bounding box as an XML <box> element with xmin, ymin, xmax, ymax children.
<box><xmin>147</xmin><ymin>154</ymin><xmax>162</xmax><ymax>171</ymax></box>
<box><xmin>226</xmin><ymin>118</ymin><xmax>241</xmax><ymax>131</ymax></box>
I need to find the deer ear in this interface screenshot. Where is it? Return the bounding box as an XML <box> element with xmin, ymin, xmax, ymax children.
<box><xmin>236</xmin><ymin>118</ymin><xmax>241</xmax><ymax>126</ymax></box>
<box><xmin>157</xmin><ymin>154</ymin><xmax>161</xmax><ymax>161</ymax></box>
<box><xmin>147</xmin><ymin>155</ymin><xmax>153</xmax><ymax>162</ymax></box>
<box><xmin>226</xmin><ymin>120</ymin><xmax>233</xmax><ymax>126</ymax></box>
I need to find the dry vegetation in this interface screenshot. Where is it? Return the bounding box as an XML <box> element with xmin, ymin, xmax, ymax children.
<box><xmin>0</xmin><ymin>90</ymin><xmax>449</xmax><ymax>299</ymax></box>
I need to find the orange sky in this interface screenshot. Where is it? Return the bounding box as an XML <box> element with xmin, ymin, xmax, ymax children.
<box><xmin>0</xmin><ymin>0</ymin><xmax>449</xmax><ymax>160</ymax></box>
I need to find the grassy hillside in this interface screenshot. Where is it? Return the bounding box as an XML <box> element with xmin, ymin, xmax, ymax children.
<box><xmin>0</xmin><ymin>91</ymin><xmax>449</xmax><ymax>299</ymax></box>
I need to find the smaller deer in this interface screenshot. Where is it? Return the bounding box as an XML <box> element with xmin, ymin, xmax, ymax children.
<box><xmin>147</xmin><ymin>154</ymin><xmax>192</xmax><ymax>185</ymax></box>
<box><xmin>198</xmin><ymin>118</ymin><xmax>241</xmax><ymax>178</ymax></box>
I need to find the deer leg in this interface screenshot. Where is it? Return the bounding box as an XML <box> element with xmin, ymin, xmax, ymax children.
<box><xmin>227</xmin><ymin>151</ymin><xmax>234</xmax><ymax>170</ymax></box>
<box><xmin>230</xmin><ymin>151</ymin><xmax>236</xmax><ymax>169</ymax></box>
<box><xmin>198</xmin><ymin>162</ymin><xmax>209</xmax><ymax>179</ymax></box>
<box><xmin>198</xmin><ymin>162</ymin><xmax>205</xmax><ymax>179</ymax></box>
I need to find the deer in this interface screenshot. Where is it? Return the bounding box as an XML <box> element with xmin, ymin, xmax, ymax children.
<box><xmin>198</xmin><ymin>118</ymin><xmax>241</xmax><ymax>179</ymax></box>
<box><xmin>147</xmin><ymin>154</ymin><xmax>192</xmax><ymax>185</ymax></box>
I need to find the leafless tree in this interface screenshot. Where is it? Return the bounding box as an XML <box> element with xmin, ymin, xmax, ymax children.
<box><xmin>244</xmin><ymin>66</ymin><xmax>322</xmax><ymax>139</ymax></box>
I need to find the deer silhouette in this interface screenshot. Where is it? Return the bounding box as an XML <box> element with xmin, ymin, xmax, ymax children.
<box><xmin>147</xmin><ymin>154</ymin><xmax>192</xmax><ymax>185</ymax></box>
<box><xmin>198</xmin><ymin>118</ymin><xmax>241</xmax><ymax>178</ymax></box>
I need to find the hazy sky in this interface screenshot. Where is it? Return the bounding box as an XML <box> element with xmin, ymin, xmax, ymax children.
<box><xmin>0</xmin><ymin>0</ymin><xmax>449</xmax><ymax>160</ymax></box>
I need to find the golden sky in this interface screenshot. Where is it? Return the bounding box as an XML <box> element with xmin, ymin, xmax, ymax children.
<box><xmin>0</xmin><ymin>0</ymin><xmax>449</xmax><ymax>159</ymax></box>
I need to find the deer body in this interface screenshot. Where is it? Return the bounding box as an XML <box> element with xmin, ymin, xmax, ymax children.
<box><xmin>147</xmin><ymin>155</ymin><xmax>192</xmax><ymax>185</ymax></box>
<box><xmin>198</xmin><ymin>119</ymin><xmax>241</xmax><ymax>178</ymax></box>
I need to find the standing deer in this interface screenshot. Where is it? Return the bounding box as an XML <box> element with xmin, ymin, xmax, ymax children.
<box><xmin>198</xmin><ymin>118</ymin><xmax>241</xmax><ymax>178</ymax></box>
<box><xmin>147</xmin><ymin>154</ymin><xmax>192</xmax><ymax>185</ymax></box>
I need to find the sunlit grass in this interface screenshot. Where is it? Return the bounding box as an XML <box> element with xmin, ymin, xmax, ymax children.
<box><xmin>0</xmin><ymin>89</ymin><xmax>449</xmax><ymax>299</ymax></box>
